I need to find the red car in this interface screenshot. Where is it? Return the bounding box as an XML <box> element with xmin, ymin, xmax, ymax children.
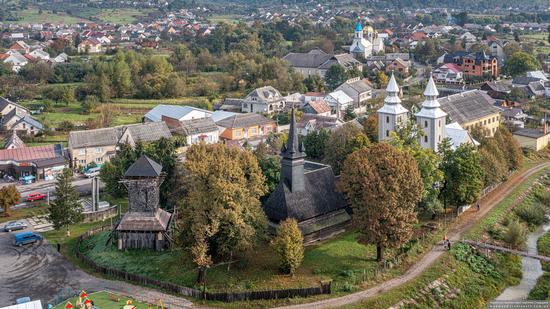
<box><xmin>26</xmin><ymin>192</ymin><xmax>47</xmax><ymax>202</ymax></box>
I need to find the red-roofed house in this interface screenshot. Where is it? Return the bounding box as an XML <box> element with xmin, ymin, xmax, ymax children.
<box><xmin>303</xmin><ymin>99</ymin><xmax>332</xmax><ymax>116</ymax></box>
<box><xmin>433</xmin><ymin>63</ymin><xmax>464</xmax><ymax>84</ymax></box>
<box><xmin>0</xmin><ymin>143</ymin><xmax>66</xmax><ymax>181</ymax></box>
<box><xmin>8</xmin><ymin>41</ymin><xmax>30</xmax><ymax>54</ymax></box>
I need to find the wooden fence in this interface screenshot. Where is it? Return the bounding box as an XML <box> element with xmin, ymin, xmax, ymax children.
<box><xmin>76</xmin><ymin>225</ymin><xmax>331</xmax><ymax>302</ymax></box>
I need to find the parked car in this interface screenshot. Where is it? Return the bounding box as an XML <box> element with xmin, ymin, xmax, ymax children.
<box><xmin>84</xmin><ymin>167</ymin><xmax>101</xmax><ymax>178</ymax></box>
<box><xmin>15</xmin><ymin>297</ymin><xmax>31</xmax><ymax>304</ymax></box>
<box><xmin>13</xmin><ymin>231</ymin><xmax>42</xmax><ymax>246</ymax></box>
<box><xmin>26</xmin><ymin>192</ymin><xmax>47</xmax><ymax>202</ymax></box>
<box><xmin>3</xmin><ymin>221</ymin><xmax>27</xmax><ymax>232</ymax></box>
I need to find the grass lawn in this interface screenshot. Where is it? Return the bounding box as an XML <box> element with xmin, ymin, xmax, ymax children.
<box><xmin>529</xmin><ymin>230</ymin><xmax>550</xmax><ymax>300</ymax></box>
<box><xmin>0</xmin><ymin>202</ymin><xmax>49</xmax><ymax>224</ymax></box>
<box><xmin>52</xmin><ymin>291</ymin><xmax>151</xmax><ymax>309</ymax></box>
<box><xmin>80</xmin><ymin>229</ymin><xmax>442</xmax><ymax>296</ymax></box>
<box><xmin>13</xmin><ymin>8</ymin><xmax>91</xmax><ymax>24</ymax></box>
<box><xmin>465</xmin><ymin>167</ymin><xmax>550</xmax><ymax>240</ymax></box>
<box><xmin>93</xmin><ymin>8</ymin><xmax>154</xmax><ymax>24</ymax></box>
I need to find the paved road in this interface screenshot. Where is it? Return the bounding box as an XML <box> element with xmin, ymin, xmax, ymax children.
<box><xmin>0</xmin><ymin>224</ymin><xmax>194</xmax><ymax>308</ymax></box>
<box><xmin>276</xmin><ymin>162</ymin><xmax>550</xmax><ymax>309</ymax></box>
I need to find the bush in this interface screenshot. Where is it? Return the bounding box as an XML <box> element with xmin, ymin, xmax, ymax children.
<box><xmin>271</xmin><ymin>218</ymin><xmax>304</xmax><ymax>276</ymax></box>
<box><xmin>528</xmin><ymin>273</ymin><xmax>550</xmax><ymax>300</ymax></box>
<box><xmin>502</xmin><ymin>219</ymin><xmax>527</xmax><ymax>248</ymax></box>
<box><xmin>515</xmin><ymin>204</ymin><xmax>546</xmax><ymax>226</ymax></box>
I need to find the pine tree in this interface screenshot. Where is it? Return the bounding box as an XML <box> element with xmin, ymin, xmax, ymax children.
<box><xmin>49</xmin><ymin>168</ymin><xmax>83</xmax><ymax>235</ymax></box>
<box><xmin>271</xmin><ymin>218</ymin><xmax>304</xmax><ymax>276</ymax></box>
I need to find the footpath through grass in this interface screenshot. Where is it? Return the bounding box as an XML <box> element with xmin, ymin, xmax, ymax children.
<box><xmin>346</xmin><ymin>166</ymin><xmax>550</xmax><ymax>308</ymax></box>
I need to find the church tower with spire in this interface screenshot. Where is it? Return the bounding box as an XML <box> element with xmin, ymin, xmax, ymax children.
<box><xmin>280</xmin><ymin>107</ymin><xmax>306</xmax><ymax>193</ymax></box>
<box><xmin>377</xmin><ymin>73</ymin><xmax>409</xmax><ymax>142</ymax></box>
<box><xmin>415</xmin><ymin>75</ymin><xmax>447</xmax><ymax>151</ymax></box>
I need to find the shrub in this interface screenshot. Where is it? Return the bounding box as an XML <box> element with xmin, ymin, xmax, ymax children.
<box><xmin>271</xmin><ymin>218</ymin><xmax>304</xmax><ymax>276</ymax></box>
<box><xmin>515</xmin><ymin>204</ymin><xmax>546</xmax><ymax>226</ymax></box>
<box><xmin>528</xmin><ymin>273</ymin><xmax>550</xmax><ymax>300</ymax></box>
<box><xmin>502</xmin><ymin>219</ymin><xmax>527</xmax><ymax>248</ymax></box>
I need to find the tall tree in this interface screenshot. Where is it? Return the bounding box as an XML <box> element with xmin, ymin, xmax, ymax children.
<box><xmin>440</xmin><ymin>144</ymin><xmax>484</xmax><ymax>209</ymax></box>
<box><xmin>302</xmin><ymin>129</ymin><xmax>329</xmax><ymax>159</ymax></box>
<box><xmin>504</xmin><ymin>51</ymin><xmax>540</xmax><ymax>77</ymax></box>
<box><xmin>0</xmin><ymin>185</ymin><xmax>21</xmax><ymax>217</ymax></box>
<box><xmin>177</xmin><ymin>143</ymin><xmax>268</xmax><ymax>279</ymax></box>
<box><xmin>49</xmin><ymin>168</ymin><xmax>83</xmax><ymax>235</ymax></box>
<box><xmin>271</xmin><ymin>218</ymin><xmax>304</xmax><ymax>276</ymax></box>
<box><xmin>325</xmin><ymin>65</ymin><xmax>348</xmax><ymax>90</ymax></box>
<box><xmin>339</xmin><ymin>143</ymin><xmax>423</xmax><ymax>262</ymax></box>
<box><xmin>324</xmin><ymin>123</ymin><xmax>370</xmax><ymax>174</ymax></box>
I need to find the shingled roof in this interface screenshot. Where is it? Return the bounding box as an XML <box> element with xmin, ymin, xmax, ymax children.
<box><xmin>124</xmin><ymin>155</ymin><xmax>163</xmax><ymax>178</ymax></box>
<box><xmin>116</xmin><ymin>208</ymin><xmax>171</xmax><ymax>231</ymax></box>
<box><xmin>438</xmin><ymin>90</ymin><xmax>500</xmax><ymax>124</ymax></box>
<box><xmin>0</xmin><ymin>143</ymin><xmax>63</xmax><ymax>162</ymax></box>
<box><xmin>68</xmin><ymin>127</ymin><xmax>120</xmax><ymax>149</ymax></box>
<box><xmin>121</xmin><ymin>121</ymin><xmax>172</xmax><ymax>144</ymax></box>
<box><xmin>263</xmin><ymin>162</ymin><xmax>347</xmax><ymax>222</ymax></box>
<box><xmin>215</xmin><ymin>113</ymin><xmax>274</xmax><ymax>129</ymax></box>
<box><xmin>4</xmin><ymin>131</ymin><xmax>25</xmax><ymax>149</ymax></box>
<box><xmin>178</xmin><ymin>117</ymin><xmax>218</xmax><ymax>135</ymax></box>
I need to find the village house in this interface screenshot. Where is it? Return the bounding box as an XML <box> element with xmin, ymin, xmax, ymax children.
<box><xmin>433</xmin><ymin>63</ymin><xmax>464</xmax><ymax>84</ymax></box>
<box><xmin>499</xmin><ymin>107</ymin><xmax>528</xmax><ymax>128</ymax></box>
<box><xmin>480</xmin><ymin>81</ymin><xmax>512</xmax><ymax>100</ymax></box>
<box><xmin>513</xmin><ymin>123</ymin><xmax>550</xmax><ymax>151</ymax></box>
<box><xmin>297</xmin><ymin>114</ymin><xmax>343</xmax><ymax>136</ymax></box>
<box><xmin>442</xmin><ymin>51</ymin><xmax>499</xmax><ymax>82</ymax></box>
<box><xmin>385</xmin><ymin>58</ymin><xmax>410</xmax><ymax>77</ymax></box>
<box><xmin>335</xmin><ymin>77</ymin><xmax>373</xmax><ymax>111</ymax></box>
<box><xmin>282</xmin><ymin>49</ymin><xmax>362</xmax><ymax>78</ymax></box>
<box><xmin>0</xmin><ymin>143</ymin><xmax>66</xmax><ymax>182</ymax></box>
<box><xmin>68</xmin><ymin>122</ymin><xmax>172</xmax><ymax>169</ymax></box>
<box><xmin>438</xmin><ymin>90</ymin><xmax>502</xmax><ymax>137</ymax></box>
<box><xmin>77</xmin><ymin>38</ymin><xmax>102</xmax><ymax>53</ymax></box>
<box><xmin>3</xmin><ymin>131</ymin><xmax>25</xmax><ymax>150</ymax></box>
<box><xmin>216</xmin><ymin>113</ymin><xmax>276</xmax><ymax>143</ymax></box>
<box><xmin>162</xmin><ymin>115</ymin><xmax>219</xmax><ymax>145</ymax></box>
<box><xmin>303</xmin><ymin>99</ymin><xmax>332</xmax><ymax>117</ymax></box>
<box><xmin>241</xmin><ymin>86</ymin><xmax>286</xmax><ymax>114</ymax></box>
<box><xmin>324</xmin><ymin>90</ymin><xmax>354</xmax><ymax>119</ymax></box>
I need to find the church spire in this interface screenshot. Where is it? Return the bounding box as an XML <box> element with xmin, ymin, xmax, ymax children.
<box><xmin>280</xmin><ymin>106</ymin><xmax>306</xmax><ymax>193</ymax></box>
<box><xmin>384</xmin><ymin>73</ymin><xmax>402</xmax><ymax>105</ymax></box>
<box><xmin>282</xmin><ymin>107</ymin><xmax>305</xmax><ymax>160</ymax></box>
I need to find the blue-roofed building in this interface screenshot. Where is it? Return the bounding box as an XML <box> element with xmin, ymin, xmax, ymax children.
<box><xmin>144</xmin><ymin>104</ymin><xmax>212</xmax><ymax>122</ymax></box>
<box><xmin>355</xmin><ymin>22</ymin><xmax>363</xmax><ymax>32</ymax></box>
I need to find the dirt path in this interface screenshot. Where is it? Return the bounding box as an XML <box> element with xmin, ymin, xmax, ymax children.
<box><xmin>276</xmin><ymin>162</ymin><xmax>550</xmax><ymax>309</ymax></box>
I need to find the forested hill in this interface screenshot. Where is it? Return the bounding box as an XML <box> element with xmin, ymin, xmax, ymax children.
<box><xmin>191</xmin><ymin>0</ymin><xmax>549</xmax><ymax>11</ymax></box>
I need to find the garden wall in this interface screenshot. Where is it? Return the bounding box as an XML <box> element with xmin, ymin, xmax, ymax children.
<box><xmin>76</xmin><ymin>225</ymin><xmax>331</xmax><ymax>302</ymax></box>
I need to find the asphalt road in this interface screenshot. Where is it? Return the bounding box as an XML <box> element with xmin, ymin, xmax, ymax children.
<box><xmin>0</xmin><ymin>221</ymin><xmax>194</xmax><ymax>308</ymax></box>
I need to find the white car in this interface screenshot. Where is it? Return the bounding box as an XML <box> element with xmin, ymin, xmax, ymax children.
<box><xmin>84</xmin><ymin>167</ymin><xmax>101</xmax><ymax>178</ymax></box>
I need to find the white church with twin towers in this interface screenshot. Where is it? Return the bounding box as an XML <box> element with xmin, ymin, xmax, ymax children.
<box><xmin>378</xmin><ymin>73</ymin><xmax>477</xmax><ymax>151</ymax></box>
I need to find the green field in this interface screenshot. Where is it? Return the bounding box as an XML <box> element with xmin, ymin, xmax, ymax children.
<box><xmin>52</xmin><ymin>291</ymin><xmax>151</xmax><ymax>309</ymax></box>
<box><xmin>208</xmin><ymin>14</ymin><xmax>242</xmax><ymax>24</ymax></box>
<box><xmin>69</xmin><ymin>8</ymin><xmax>154</xmax><ymax>24</ymax></box>
<box><xmin>13</xmin><ymin>8</ymin><xmax>91</xmax><ymax>25</ymax></box>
